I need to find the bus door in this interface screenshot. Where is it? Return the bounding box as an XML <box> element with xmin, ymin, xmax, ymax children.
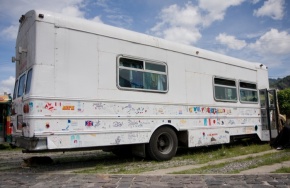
<box><xmin>259</xmin><ymin>89</ymin><xmax>279</xmax><ymax>142</ymax></box>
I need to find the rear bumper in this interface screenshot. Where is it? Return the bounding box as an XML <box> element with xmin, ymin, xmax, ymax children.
<box><xmin>12</xmin><ymin>135</ymin><xmax>48</xmax><ymax>151</ymax></box>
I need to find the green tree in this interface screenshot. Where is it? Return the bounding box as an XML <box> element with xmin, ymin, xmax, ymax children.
<box><xmin>278</xmin><ymin>88</ymin><xmax>290</xmax><ymax>117</ymax></box>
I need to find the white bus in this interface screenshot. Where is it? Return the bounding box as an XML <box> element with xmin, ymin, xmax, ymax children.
<box><xmin>10</xmin><ymin>10</ymin><xmax>278</xmax><ymax>161</ymax></box>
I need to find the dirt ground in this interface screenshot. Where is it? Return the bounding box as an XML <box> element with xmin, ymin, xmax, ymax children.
<box><xmin>0</xmin><ymin>148</ymin><xmax>115</xmax><ymax>173</ymax></box>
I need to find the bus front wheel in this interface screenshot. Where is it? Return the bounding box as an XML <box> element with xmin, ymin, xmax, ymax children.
<box><xmin>146</xmin><ymin>127</ymin><xmax>178</xmax><ymax>161</ymax></box>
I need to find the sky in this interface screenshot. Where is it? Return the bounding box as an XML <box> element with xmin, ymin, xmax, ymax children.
<box><xmin>0</xmin><ymin>0</ymin><xmax>290</xmax><ymax>94</ymax></box>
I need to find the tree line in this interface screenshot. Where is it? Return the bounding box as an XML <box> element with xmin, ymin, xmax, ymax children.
<box><xmin>270</xmin><ymin>76</ymin><xmax>290</xmax><ymax>118</ymax></box>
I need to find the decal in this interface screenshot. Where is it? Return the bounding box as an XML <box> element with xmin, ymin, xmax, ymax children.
<box><xmin>180</xmin><ymin>119</ymin><xmax>187</xmax><ymax>124</ymax></box>
<box><xmin>94</xmin><ymin>120</ymin><xmax>101</xmax><ymax>127</ymax></box>
<box><xmin>93</xmin><ymin>102</ymin><xmax>104</xmax><ymax>109</ymax></box>
<box><xmin>70</xmin><ymin>120</ymin><xmax>78</xmax><ymax>127</ymax></box>
<box><xmin>71</xmin><ymin>135</ymin><xmax>81</xmax><ymax>146</ymax></box>
<box><xmin>189</xmin><ymin>107</ymin><xmax>193</xmax><ymax>113</ymax></box>
<box><xmin>77</xmin><ymin>101</ymin><xmax>84</xmax><ymax>112</ymax></box>
<box><xmin>115</xmin><ymin>136</ymin><xmax>121</xmax><ymax>144</ymax></box>
<box><xmin>85</xmin><ymin>121</ymin><xmax>94</xmax><ymax>127</ymax></box>
<box><xmin>128</xmin><ymin>120</ymin><xmax>143</xmax><ymax>128</ymax></box>
<box><xmin>228</xmin><ymin>119</ymin><xmax>235</xmax><ymax>125</ymax></box>
<box><xmin>62</xmin><ymin>120</ymin><xmax>71</xmax><ymax>131</ymax></box>
<box><xmin>62</xmin><ymin>106</ymin><xmax>75</xmax><ymax>110</ymax></box>
<box><xmin>204</xmin><ymin>118</ymin><xmax>207</xmax><ymax>126</ymax></box>
<box><xmin>113</xmin><ymin>121</ymin><xmax>123</xmax><ymax>127</ymax></box>
<box><xmin>29</xmin><ymin>102</ymin><xmax>33</xmax><ymax>111</ymax></box>
<box><xmin>44</xmin><ymin>102</ymin><xmax>56</xmax><ymax>112</ymax></box>
<box><xmin>158</xmin><ymin>108</ymin><xmax>164</xmax><ymax>114</ymax></box>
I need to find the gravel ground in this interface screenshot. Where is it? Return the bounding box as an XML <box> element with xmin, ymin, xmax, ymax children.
<box><xmin>0</xmin><ymin>145</ymin><xmax>289</xmax><ymax>175</ymax></box>
<box><xmin>195</xmin><ymin>152</ymin><xmax>290</xmax><ymax>174</ymax></box>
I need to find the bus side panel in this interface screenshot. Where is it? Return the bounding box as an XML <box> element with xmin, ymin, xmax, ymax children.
<box><xmin>46</xmin><ymin>131</ymin><xmax>151</xmax><ymax>149</ymax></box>
<box><xmin>188</xmin><ymin>129</ymin><xmax>230</xmax><ymax>147</ymax></box>
<box><xmin>54</xmin><ymin>28</ymin><xmax>99</xmax><ymax>99</ymax></box>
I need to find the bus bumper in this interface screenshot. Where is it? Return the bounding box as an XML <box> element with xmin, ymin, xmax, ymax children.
<box><xmin>12</xmin><ymin>135</ymin><xmax>47</xmax><ymax>151</ymax></box>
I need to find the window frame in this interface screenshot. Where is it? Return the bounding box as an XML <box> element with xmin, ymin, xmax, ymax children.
<box><xmin>239</xmin><ymin>80</ymin><xmax>258</xmax><ymax>104</ymax></box>
<box><xmin>17</xmin><ymin>73</ymin><xmax>26</xmax><ymax>98</ymax></box>
<box><xmin>117</xmin><ymin>55</ymin><xmax>169</xmax><ymax>93</ymax></box>
<box><xmin>213</xmin><ymin>76</ymin><xmax>238</xmax><ymax>102</ymax></box>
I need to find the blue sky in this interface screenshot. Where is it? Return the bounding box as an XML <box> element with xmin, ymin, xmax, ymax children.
<box><xmin>0</xmin><ymin>0</ymin><xmax>290</xmax><ymax>94</ymax></box>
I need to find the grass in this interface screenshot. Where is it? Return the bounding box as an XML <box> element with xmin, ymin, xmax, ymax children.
<box><xmin>274</xmin><ymin>167</ymin><xmax>290</xmax><ymax>173</ymax></box>
<box><xmin>0</xmin><ymin>143</ymin><xmax>20</xmax><ymax>151</ymax></box>
<box><xmin>75</xmin><ymin>139</ymin><xmax>272</xmax><ymax>174</ymax></box>
<box><xmin>172</xmin><ymin>150</ymin><xmax>290</xmax><ymax>174</ymax></box>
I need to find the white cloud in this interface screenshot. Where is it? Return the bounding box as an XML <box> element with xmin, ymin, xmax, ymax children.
<box><xmin>0</xmin><ymin>76</ymin><xmax>15</xmax><ymax>94</ymax></box>
<box><xmin>198</xmin><ymin>0</ymin><xmax>245</xmax><ymax>27</ymax></box>
<box><xmin>91</xmin><ymin>16</ymin><xmax>103</xmax><ymax>23</ymax></box>
<box><xmin>106</xmin><ymin>14</ymin><xmax>133</xmax><ymax>28</ymax></box>
<box><xmin>249</xmin><ymin>29</ymin><xmax>290</xmax><ymax>55</ymax></box>
<box><xmin>60</xmin><ymin>5</ymin><xmax>85</xmax><ymax>18</ymax></box>
<box><xmin>150</xmin><ymin>2</ymin><xmax>202</xmax><ymax>44</ymax></box>
<box><xmin>216</xmin><ymin>33</ymin><xmax>247</xmax><ymax>50</ymax></box>
<box><xmin>253</xmin><ymin>0</ymin><xmax>285</xmax><ymax>20</ymax></box>
<box><xmin>0</xmin><ymin>0</ymin><xmax>86</xmax><ymax>40</ymax></box>
<box><xmin>0</xmin><ymin>25</ymin><xmax>18</xmax><ymax>40</ymax></box>
<box><xmin>251</xmin><ymin>0</ymin><xmax>260</xmax><ymax>4</ymax></box>
<box><xmin>0</xmin><ymin>0</ymin><xmax>85</xmax><ymax>19</ymax></box>
<box><xmin>92</xmin><ymin>0</ymin><xmax>133</xmax><ymax>28</ymax></box>
<box><xmin>164</xmin><ymin>27</ymin><xmax>202</xmax><ymax>45</ymax></box>
<box><xmin>150</xmin><ymin>1</ymin><xmax>245</xmax><ymax>45</ymax></box>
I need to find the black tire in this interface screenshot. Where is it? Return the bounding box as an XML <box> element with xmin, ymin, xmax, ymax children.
<box><xmin>146</xmin><ymin>127</ymin><xmax>178</xmax><ymax>161</ymax></box>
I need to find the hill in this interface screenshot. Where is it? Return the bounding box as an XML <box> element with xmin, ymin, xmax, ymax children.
<box><xmin>269</xmin><ymin>76</ymin><xmax>290</xmax><ymax>90</ymax></box>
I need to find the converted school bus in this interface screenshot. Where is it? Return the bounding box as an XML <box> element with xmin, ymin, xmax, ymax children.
<box><xmin>11</xmin><ymin>10</ymin><xmax>278</xmax><ymax>161</ymax></box>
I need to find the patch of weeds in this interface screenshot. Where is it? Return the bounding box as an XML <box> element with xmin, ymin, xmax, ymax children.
<box><xmin>273</xmin><ymin>166</ymin><xmax>290</xmax><ymax>173</ymax></box>
<box><xmin>0</xmin><ymin>143</ymin><xmax>20</xmax><ymax>150</ymax></box>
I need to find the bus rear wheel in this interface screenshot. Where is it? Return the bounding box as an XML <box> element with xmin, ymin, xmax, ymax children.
<box><xmin>146</xmin><ymin>127</ymin><xmax>178</xmax><ymax>161</ymax></box>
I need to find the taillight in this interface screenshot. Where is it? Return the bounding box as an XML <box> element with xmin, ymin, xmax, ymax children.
<box><xmin>6</xmin><ymin>117</ymin><xmax>12</xmax><ymax>135</ymax></box>
<box><xmin>5</xmin><ymin>117</ymin><xmax>12</xmax><ymax>143</ymax></box>
<box><xmin>11</xmin><ymin>108</ymin><xmax>16</xmax><ymax>115</ymax></box>
<box><xmin>46</xmin><ymin>123</ymin><xmax>50</xmax><ymax>129</ymax></box>
<box><xmin>23</xmin><ymin>103</ymin><xmax>29</xmax><ymax>113</ymax></box>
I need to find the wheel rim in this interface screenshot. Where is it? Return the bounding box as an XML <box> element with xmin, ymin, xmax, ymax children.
<box><xmin>157</xmin><ymin>133</ymin><xmax>173</xmax><ymax>154</ymax></box>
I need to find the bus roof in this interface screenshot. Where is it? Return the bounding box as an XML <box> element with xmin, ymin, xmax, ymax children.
<box><xmin>24</xmin><ymin>10</ymin><xmax>266</xmax><ymax>71</ymax></box>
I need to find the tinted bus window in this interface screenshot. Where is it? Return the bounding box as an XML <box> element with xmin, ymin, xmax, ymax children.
<box><xmin>17</xmin><ymin>74</ymin><xmax>26</xmax><ymax>98</ymax></box>
<box><xmin>214</xmin><ymin>77</ymin><xmax>237</xmax><ymax>102</ymax></box>
<box><xmin>25</xmin><ymin>69</ymin><xmax>33</xmax><ymax>94</ymax></box>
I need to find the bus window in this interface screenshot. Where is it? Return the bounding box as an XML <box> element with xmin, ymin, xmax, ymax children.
<box><xmin>25</xmin><ymin>69</ymin><xmax>33</xmax><ymax>94</ymax></box>
<box><xmin>214</xmin><ymin>77</ymin><xmax>237</xmax><ymax>102</ymax></box>
<box><xmin>13</xmin><ymin>80</ymin><xmax>18</xmax><ymax>99</ymax></box>
<box><xmin>118</xmin><ymin>56</ymin><xmax>168</xmax><ymax>92</ymax></box>
<box><xmin>17</xmin><ymin>74</ymin><xmax>26</xmax><ymax>98</ymax></box>
<box><xmin>239</xmin><ymin>81</ymin><xmax>258</xmax><ymax>103</ymax></box>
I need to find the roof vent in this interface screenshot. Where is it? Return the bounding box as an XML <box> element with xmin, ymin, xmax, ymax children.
<box><xmin>38</xmin><ymin>14</ymin><xmax>44</xmax><ymax>19</ymax></box>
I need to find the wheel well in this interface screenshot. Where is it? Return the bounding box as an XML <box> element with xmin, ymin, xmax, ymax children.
<box><xmin>155</xmin><ymin>124</ymin><xmax>178</xmax><ymax>133</ymax></box>
<box><xmin>153</xmin><ymin>124</ymin><xmax>188</xmax><ymax>146</ymax></box>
